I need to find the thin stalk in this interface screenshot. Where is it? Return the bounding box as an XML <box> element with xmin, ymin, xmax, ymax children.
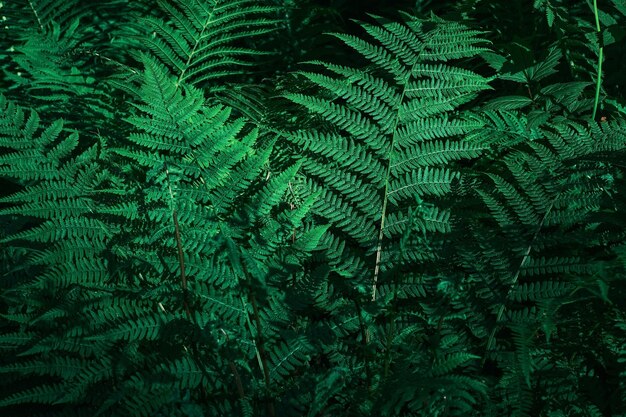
<box><xmin>592</xmin><ymin>0</ymin><xmax>604</xmax><ymax>120</ymax></box>
<box><xmin>383</xmin><ymin>317</ymin><xmax>395</xmax><ymax>379</ymax></box>
<box><xmin>249</xmin><ymin>295</ymin><xmax>276</xmax><ymax>417</ymax></box>
<box><xmin>171</xmin><ymin>207</ymin><xmax>191</xmax><ymax>318</ymax></box>
<box><xmin>484</xmin><ymin>192</ymin><xmax>559</xmax><ymax>359</ymax></box>
<box><xmin>241</xmin><ymin>296</ymin><xmax>265</xmax><ymax>374</ymax></box>
<box><xmin>166</xmin><ymin>165</ymin><xmax>192</xmax><ymax>319</ymax></box>
<box><xmin>27</xmin><ymin>0</ymin><xmax>44</xmax><ymax>32</ymax></box>
<box><xmin>220</xmin><ymin>329</ymin><xmax>246</xmax><ymax>400</ymax></box>
<box><xmin>166</xmin><ymin>166</ymin><xmax>246</xmax><ymax>406</ymax></box>
<box><xmin>353</xmin><ymin>298</ymin><xmax>372</xmax><ymax>391</ymax></box>
<box><xmin>372</xmin><ymin>65</ymin><xmax>416</xmax><ymax>301</ymax></box>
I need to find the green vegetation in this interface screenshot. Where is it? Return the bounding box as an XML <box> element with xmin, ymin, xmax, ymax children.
<box><xmin>1</xmin><ymin>0</ymin><xmax>625</xmax><ymax>416</ymax></box>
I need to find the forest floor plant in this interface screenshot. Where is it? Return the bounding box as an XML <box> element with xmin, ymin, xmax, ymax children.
<box><xmin>1</xmin><ymin>1</ymin><xmax>625</xmax><ymax>416</ymax></box>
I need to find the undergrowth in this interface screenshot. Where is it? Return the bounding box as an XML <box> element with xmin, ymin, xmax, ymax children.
<box><xmin>1</xmin><ymin>1</ymin><xmax>625</xmax><ymax>416</ymax></box>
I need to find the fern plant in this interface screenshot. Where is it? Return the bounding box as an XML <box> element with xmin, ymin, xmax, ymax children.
<box><xmin>0</xmin><ymin>3</ymin><xmax>321</xmax><ymax>412</ymax></box>
<box><xmin>1</xmin><ymin>1</ymin><xmax>626</xmax><ymax>416</ymax></box>
<box><xmin>0</xmin><ymin>60</ymin><xmax>326</xmax><ymax>417</ymax></box>
<box><xmin>275</xmin><ymin>13</ymin><xmax>497</xmax><ymax>415</ymax></box>
<box><xmin>119</xmin><ymin>0</ymin><xmax>281</xmax><ymax>91</ymax></box>
<box><xmin>449</xmin><ymin>110</ymin><xmax>626</xmax><ymax>416</ymax></box>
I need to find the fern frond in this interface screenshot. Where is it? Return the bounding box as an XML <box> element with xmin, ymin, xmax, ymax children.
<box><xmin>136</xmin><ymin>0</ymin><xmax>280</xmax><ymax>88</ymax></box>
<box><xmin>283</xmin><ymin>14</ymin><xmax>492</xmax><ymax>295</ymax></box>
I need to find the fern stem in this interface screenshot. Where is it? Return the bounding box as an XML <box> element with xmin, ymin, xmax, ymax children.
<box><xmin>383</xmin><ymin>246</ymin><xmax>406</xmax><ymax>379</ymax></box>
<box><xmin>249</xmin><ymin>295</ymin><xmax>276</xmax><ymax>417</ymax></box>
<box><xmin>592</xmin><ymin>0</ymin><xmax>604</xmax><ymax>120</ymax></box>
<box><xmin>176</xmin><ymin>4</ymin><xmax>215</xmax><ymax>88</ymax></box>
<box><xmin>484</xmin><ymin>192</ymin><xmax>560</xmax><ymax>355</ymax></box>
<box><xmin>166</xmin><ymin>166</ymin><xmax>236</xmax><ymax>407</ymax></box>
<box><xmin>220</xmin><ymin>329</ymin><xmax>247</xmax><ymax>401</ymax></box>
<box><xmin>242</xmin><ymin>296</ymin><xmax>266</xmax><ymax>375</ymax></box>
<box><xmin>165</xmin><ymin>164</ymin><xmax>191</xmax><ymax>319</ymax></box>
<box><xmin>171</xmin><ymin>208</ymin><xmax>191</xmax><ymax>317</ymax></box>
<box><xmin>372</xmin><ymin>197</ymin><xmax>389</xmax><ymax>301</ymax></box>
<box><xmin>353</xmin><ymin>298</ymin><xmax>372</xmax><ymax>390</ymax></box>
<box><xmin>383</xmin><ymin>316</ymin><xmax>395</xmax><ymax>379</ymax></box>
<box><xmin>372</xmin><ymin>67</ymin><xmax>415</xmax><ymax>302</ymax></box>
<box><xmin>27</xmin><ymin>0</ymin><xmax>44</xmax><ymax>31</ymax></box>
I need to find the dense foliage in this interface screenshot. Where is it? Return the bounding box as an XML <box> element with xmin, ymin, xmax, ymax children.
<box><xmin>1</xmin><ymin>0</ymin><xmax>626</xmax><ymax>416</ymax></box>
